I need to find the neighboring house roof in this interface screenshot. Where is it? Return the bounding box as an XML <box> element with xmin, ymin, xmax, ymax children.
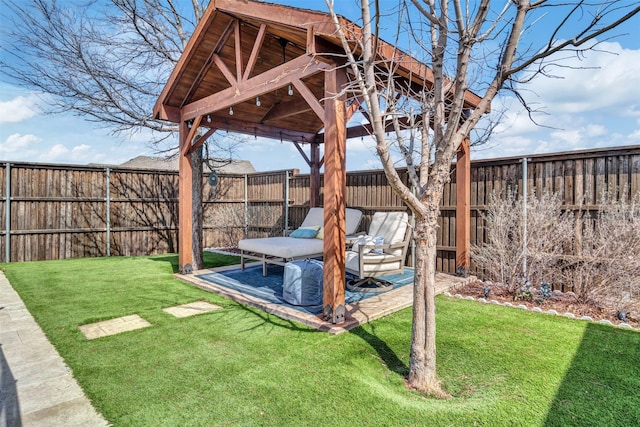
<box><xmin>118</xmin><ymin>155</ymin><xmax>256</xmax><ymax>174</ymax></box>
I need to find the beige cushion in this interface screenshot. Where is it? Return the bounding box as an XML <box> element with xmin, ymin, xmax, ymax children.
<box><xmin>300</xmin><ymin>207</ymin><xmax>363</xmax><ymax>235</ymax></box>
<box><xmin>239</xmin><ymin>237</ymin><xmax>324</xmax><ymax>259</ymax></box>
<box><xmin>367</xmin><ymin>212</ymin><xmax>408</xmax><ymax>256</ymax></box>
<box><xmin>238</xmin><ymin>207</ymin><xmax>363</xmax><ymax>260</ymax></box>
<box><xmin>345</xmin><ymin>251</ymin><xmax>402</xmax><ymax>273</ymax></box>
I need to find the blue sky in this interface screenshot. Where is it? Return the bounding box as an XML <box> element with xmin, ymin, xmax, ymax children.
<box><xmin>1</xmin><ymin>1</ymin><xmax>639</xmax><ymax>171</ymax></box>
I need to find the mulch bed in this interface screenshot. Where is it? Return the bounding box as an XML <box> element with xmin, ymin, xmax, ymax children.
<box><xmin>453</xmin><ymin>281</ymin><xmax>639</xmax><ymax>329</ymax></box>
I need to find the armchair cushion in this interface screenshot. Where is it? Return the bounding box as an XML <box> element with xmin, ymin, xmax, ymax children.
<box><xmin>346</xmin><ymin>251</ymin><xmax>402</xmax><ymax>273</ymax></box>
<box><xmin>351</xmin><ymin>235</ymin><xmax>384</xmax><ymax>254</ymax></box>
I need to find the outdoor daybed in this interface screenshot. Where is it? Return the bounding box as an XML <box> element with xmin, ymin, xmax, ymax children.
<box><xmin>238</xmin><ymin>207</ymin><xmax>363</xmax><ymax>275</ymax></box>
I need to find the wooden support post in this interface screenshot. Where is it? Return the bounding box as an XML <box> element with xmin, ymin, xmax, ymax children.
<box><xmin>322</xmin><ymin>67</ymin><xmax>347</xmax><ymax>324</ymax></box>
<box><xmin>456</xmin><ymin>138</ymin><xmax>471</xmax><ymax>277</ymax></box>
<box><xmin>310</xmin><ymin>142</ymin><xmax>321</xmax><ymax>207</ymax></box>
<box><xmin>178</xmin><ymin>120</ymin><xmax>194</xmax><ymax>274</ymax></box>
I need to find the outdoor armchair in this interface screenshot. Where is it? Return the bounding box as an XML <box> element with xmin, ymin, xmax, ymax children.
<box><xmin>345</xmin><ymin>211</ymin><xmax>411</xmax><ymax>292</ymax></box>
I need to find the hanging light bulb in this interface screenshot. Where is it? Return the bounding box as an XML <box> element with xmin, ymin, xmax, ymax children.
<box><xmin>256</xmin><ymin>96</ymin><xmax>261</xmax><ymax>107</ymax></box>
<box><xmin>206</xmin><ymin>114</ymin><xmax>211</xmax><ymax>123</ymax></box>
<box><xmin>229</xmin><ymin>106</ymin><xmax>234</xmax><ymax>115</ymax></box>
<box><xmin>287</xmin><ymin>84</ymin><xmax>294</xmax><ymax>96</ymax></box>
<box><xmin>187</xmin><ymin>120</ymin><xmax>192</xmax><ymax>128</ymax></box>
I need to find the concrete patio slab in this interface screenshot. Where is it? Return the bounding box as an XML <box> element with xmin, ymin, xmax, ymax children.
<box><xmin>162</xmin><ymin>301</ymin><xmax>222</xmax><ymax>318</ymax></box>
<box><xmin>79</xmin><ymin>314</ymin><xmax>151</xmax><ymax>340</ymax></box>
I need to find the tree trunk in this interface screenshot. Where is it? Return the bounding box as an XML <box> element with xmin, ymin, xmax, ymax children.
<box><xmin>191</xmin><ymin>145</ymin><xmax>204</xmax><ymax>270</ymax></box>
<box><xmin>408</xmin><ymin>217</ymin><xmax>448</xmax><ymax>397</ymax></box>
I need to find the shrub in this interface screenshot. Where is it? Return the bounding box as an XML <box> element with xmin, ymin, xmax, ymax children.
<box><xmin>562</xmin><ymin>191</ymin><xmax>640</xmax><ymax>309</ymax></box>
<box><xmin>472</xmin><ymin>188</ymin><xmax>573</xmax><ymax>293</ymax></box>
<box><xmin>473</xmin><ymin>188</ymin><xmax>640</xmax><ymax>310</ymax></box>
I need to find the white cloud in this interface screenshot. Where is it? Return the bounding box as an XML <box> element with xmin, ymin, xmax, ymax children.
<box><xmin>36</xmin><ymin>143</ymin><xmax>95</xmax><ymax>163</ymax></box>
<box><xmin>0</xmin><ymin>133</ymin><xmax>41</xmax><ymax>156</ymax></box>
<box><xmin>0</xmin><ymin>93</ymin><xmax>41</xmax><ymax>123</ymax></box>
<box><xmin>482</xmin><ymin>42</ymin><xmax>640</xmax><ymax>160</ymax></box>
<box><xmin>524</xmin><ymin>41</ymin><xmax>640</xmax><ymax>115</ymax></box>
<box><xmin>43</xmin><ymin>144</ymin><xmax>70</xmax><ymax>161</ymax></box>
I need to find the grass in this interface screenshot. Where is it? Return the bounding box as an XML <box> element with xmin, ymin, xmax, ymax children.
<box><xmin>3</xmin><ymin>253</ymin><xmax>639</xmax><ymax>426</ymax></box>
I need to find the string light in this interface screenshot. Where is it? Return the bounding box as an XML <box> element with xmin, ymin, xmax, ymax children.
<box><xmin>206</xmin><ymin>115</ymin><xmax>211</xmax><ymax>123</ymax></box>
<box><xmin>229</xmin><ymin>106</ymin><xmax>234</xmax><ymax>115</ymax></box>
<box><xmin>256</xmin><ymin>96</ymin><xmax>261</xmax><ymax>106</ymax></box>
<box><xmin>287</xmin><ymin>84</ymin><xmax>294</xmax><ymax>96</ymax></box>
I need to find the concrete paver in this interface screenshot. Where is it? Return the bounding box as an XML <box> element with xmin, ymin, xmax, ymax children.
<box><xmin>78</xmin><ymin>314</ymin><xmax>151</xmax><ymax>340</ymax></box>
<box><xmin>162</xmin><ymin>301</ymin><xmax>222</xmax><ymax>318</ymax></box>
<box><xmin>0</xmin><ymin>272</ymin><xmax>109</xmax><ymax>427</ymax></box>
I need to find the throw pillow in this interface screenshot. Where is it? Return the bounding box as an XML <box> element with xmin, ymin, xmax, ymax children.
<box><xmin>290</xmin><ymin>226</ymin><xmax>320</xmax><ymax>238</ymax></box>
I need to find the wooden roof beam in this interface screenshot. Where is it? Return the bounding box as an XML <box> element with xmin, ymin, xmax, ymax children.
<box><xmin>234</xmin><ymin>18</ymin><xmax>243</xmax><ymax>80</ymax></box>
<box><xmin>186</xmin><ymin>127</ymin><xmax>217</xmax><ymax>155</ymax></box>
<box><xmin>181</xmin><ymin>54</ymin><xmax>331</xmax><ymax>121</ymax></box>
<box><xmin>205</xmin><ymin>115</ymin><xmax>316</xmax><ymax>143</ymax></box>
<box><xmin>261</xmin><ymin>98</ymin><xmax>312</xmax><ymax>123</ymax></box>
<box><xmin>180</xmin><ymin>19</ymin><xmax>236</xmax><ymax>109</ymax></box>
<box><xmin>243</xmin><ymin>23</ymin><xmax>267</xmax><ymax>81</ymax></box>
<box><xmin>213</xmin><ymin>54</ymin><xmax>237</xmax><ymax>86</ymax></box>
<box><xmin>181</xmin><ymin>115</ymin><xmax>203</xmax><ymax>156</ymax></box>
<box><xmin>314</xmin><ymin>114</ymin><xmax>418</xmax><ymax>142</ymax></box>
<box><xmin>292</xmin><ymin>78</ymin><xmax>324</xmax><ymax>120</ymax></box>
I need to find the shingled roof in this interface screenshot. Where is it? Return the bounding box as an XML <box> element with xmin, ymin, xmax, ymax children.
<box><xmin>119</xmin><ymin>155</ymin><xmax>255</xmax><ymax>174</ymax></box>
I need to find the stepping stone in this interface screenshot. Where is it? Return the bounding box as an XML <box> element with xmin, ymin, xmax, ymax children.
<box><xmin>79</xmin><ymin>314</ymin><xmax>151</xmax><ymax>340</ymax></box>
<box><xmin>162</xmin><ymin>301</ymin><xmax>222</xmax><ymax>318</ymax></box>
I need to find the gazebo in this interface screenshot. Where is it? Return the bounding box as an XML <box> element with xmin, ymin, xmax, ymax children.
<box><xmin>153</xmin><ymin>0</ymin><xmax>481</xmax><ymax>323</ymax></box>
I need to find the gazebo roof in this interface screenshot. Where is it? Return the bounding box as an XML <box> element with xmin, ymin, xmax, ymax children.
<box><xmin>153</xmin><ymin>0</ymin><xmax>483</xmax><ymax>143</ymax></box>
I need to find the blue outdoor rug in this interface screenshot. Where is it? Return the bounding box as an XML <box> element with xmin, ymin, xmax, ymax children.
<box><xmin>196</xmin><ymin>264</ymin><xmax>415</xmax><ymax>315</ymax></box>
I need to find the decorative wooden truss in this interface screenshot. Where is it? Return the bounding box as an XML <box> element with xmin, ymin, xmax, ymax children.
<box><xmin>154</xmin><ymin>0</ymin><xmax>481</xmax><ymax>323</ymax></box>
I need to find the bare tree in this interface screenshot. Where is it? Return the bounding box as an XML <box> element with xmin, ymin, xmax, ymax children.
<box><xmin>325</xmin><ymin>0</ymin><xmax>639</xmax><ymax>395</ymax></box>
<box><xmin>1</xmin><ymin>0</ymin><xmax>235</xmax><ymax>270</ymax></box>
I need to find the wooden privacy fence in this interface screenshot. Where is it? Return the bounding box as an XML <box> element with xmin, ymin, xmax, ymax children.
<box><xmin>2</xmin><ymin>145</ymin><xmax>639</xmax><ymax>274</ymax></box>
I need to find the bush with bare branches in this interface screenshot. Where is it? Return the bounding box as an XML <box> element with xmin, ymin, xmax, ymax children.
<box><xmin>563</xmin><ymin>192</ymin><xmax>640</xmax><ymax>310</ymax></box>
<box><xmin>474</xmin><ymin>189</ymin><xmax>640</xmax><ymax>311</ymax></box>
<box><xmin>472</xmin><ymin>189</ymin><xmax>574</xmax><ymax>292</ymax></box>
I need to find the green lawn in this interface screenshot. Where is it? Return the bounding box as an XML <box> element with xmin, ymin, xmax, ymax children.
<box><xmin>3</xmin><ymin>254</ymin><xmax>639</xmax><ymax>426</ymax></box>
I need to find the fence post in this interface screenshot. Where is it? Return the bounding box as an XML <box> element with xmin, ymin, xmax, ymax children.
<box><xmin>284</xmin><ymin>170</ymin><xmax>290</xmax><ymax>236</ymax></box>
<box><xmin>244</xmin><ymin>174</ymin><xmax>248</xmax><ymax>237</ymax></box>
<box><xmin>521</xmin><ymin>157</ymin><xmax>529</xmax><ymax>276</ymax></box>
<box><xmin>105</xmin><ymin>167</ymin><xmax>111</xmax><ymax>256</ymax></box>
<box><xmin>4</xmin><ymin>162</ymin><xmax>10</xmax><ymax>263</ymax></box>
